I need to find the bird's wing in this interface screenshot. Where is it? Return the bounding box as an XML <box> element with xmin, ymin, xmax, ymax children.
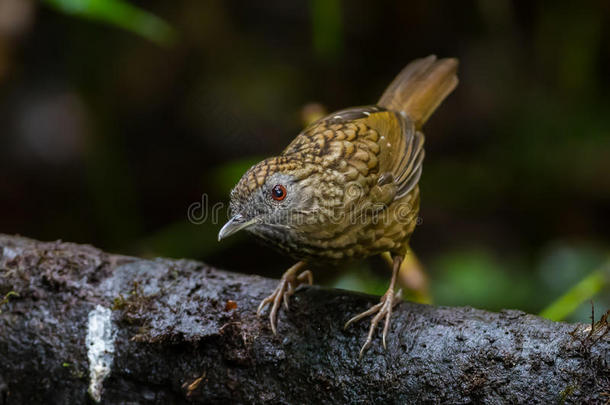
<box><xmin>388</xmin><ymin>113</ymin><xmax>424</xmax><ymax>199</ymax></box>
<box><xmin>282</xmin><ymin>106</ymin><xmax>423</xmax><ymax>211</ymax></box>
<box><xmin>360</xmin><ymin>109</ymin><xmax>425</xmax><ymax>200</ymax></box>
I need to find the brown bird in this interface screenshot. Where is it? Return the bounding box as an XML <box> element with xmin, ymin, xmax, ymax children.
<box><xmin>218</xmin><ymin>55</ymin><xmax>458</xmax><ymax>356</ymax></box>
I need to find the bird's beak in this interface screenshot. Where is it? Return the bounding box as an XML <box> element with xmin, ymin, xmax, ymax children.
<box><xmin>218</xmin><ymin>215</ymin><xmax>258</xmax><ymax>241</ymax></box>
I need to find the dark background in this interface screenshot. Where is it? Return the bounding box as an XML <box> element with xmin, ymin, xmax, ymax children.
<box><xmin>1</xmin><ymin>0</ymin><xmax>608</xmax><ymax>321</ymax></box>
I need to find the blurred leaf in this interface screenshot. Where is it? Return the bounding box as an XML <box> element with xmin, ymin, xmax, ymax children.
<box><xmin>140</xmin><ymin>217</ymin><xmax>228</xmax><ymax>260</ymax></box>
<box><xmin>430</xmin><ymin>249</ymin><xmax>535</xmax><ymax>311</ymax></box>
<box><xmin>84</xmin><ymin>122</ymin><xmax>143</xmax><ymax>249</ymax></box>
<box><xmin>141</xmin><ymin>159</ymin><xmax>264</xmax><ymax>259</ymax></box>
<box><xmin>536</xmin><ymin>2</ymin><xmax>602</xmax><ymax>95</ymax></box>
<box><xmin>209</xmin><ymin>157</ymin><xmax>262</xmax><ymax>195</ymax></box>
<box><xmin>537</xmin><ymin>243</ymin><xmax>605</xmax><ymax>295</ymax></box>
<box><xmin>539</xmin><ymin>261</ymin><xmax>608</xmax><ymax>322</ymax></box>
<box><xmin>332</xmin><ymin>263</ymin><xmax>390</xmax><ymax>297</ymax></box>
<box><xmin>310</xmin><ymin>0</ymin><xmax>343</xmax><ymax>59</ymax></box>
<box><xmin>42</xmin><ymin>0</ymin><xmax>176</xmax><ymax>46</ymax></box>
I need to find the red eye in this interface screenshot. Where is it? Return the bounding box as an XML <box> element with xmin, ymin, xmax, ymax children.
<box><xmin>271</xmin><ymin>184</ymin><xmax>287</xmax><ymax>201</ymax></box>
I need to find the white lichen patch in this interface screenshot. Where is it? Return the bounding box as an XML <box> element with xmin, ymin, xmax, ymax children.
<box><xmin>86</xmin><ymin>305</ymin><xmax>116</xmax><ymax>402</ymax></box>
<box><xmin>1</xmin><ymin>246</ymin><xmax>20</xmax><ymax>260</ymax></box>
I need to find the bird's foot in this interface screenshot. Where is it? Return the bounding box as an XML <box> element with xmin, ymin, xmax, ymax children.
<box><xmin>344</xmin><ymin>287</ymin><xmax>402</xmax><ymax>358</ymax></box>
<box><xmin>256</xmin><ymin>261</ymin><xmax>312</xmax><ymax>334</ymax></box>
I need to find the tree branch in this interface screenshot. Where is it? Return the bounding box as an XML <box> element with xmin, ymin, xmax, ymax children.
<box><xmin>0</xmin><ymin>234</ymin><xmax>608</xmax><ymax>404</ymax></box>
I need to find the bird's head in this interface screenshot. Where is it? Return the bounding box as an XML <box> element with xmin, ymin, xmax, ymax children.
<box><xmin>218</xmin><ymin>157</ymin><xmax>317</xmax><ymax>241</ymax></box>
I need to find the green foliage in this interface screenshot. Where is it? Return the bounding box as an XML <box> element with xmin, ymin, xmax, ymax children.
<box><xmin>335</xmin><ymin>244</ymin><xmax>609</xmax><ymax>324</ymax></box>
<box><xmin>142</xmin><ymin>158</ymin><xmax>261</xmax><ymax>259</ymax></box>
<box><xmin>310</xmin><ymin>0</ymin><xmax>343</xmax><ymax>59</ymax></box>
<box><xmin>537</xmin><ymin>246</ymin><xmax>609</xmax><ymax>322</ymax></box>
<box><xmin>430</xmin><ymin>250</ymin><xmax>535</xmax><ymax>311</ymax></box>
<box><xmin>540</xmin><ymin>266</ymin><xmax>607</xmax><ymax>321</ymax></box>
<box><xmin>210</xmin><ymin>158</ymin><xmax>263</xmax><ymax>195</ymax></box>
<box><xmin>142</xmin><ymin>219</ymin><xmax>228</xmax><ymax>260</ymax></box>
<box><xmin>333</xmin><ymin>263</ymin><xmax>390</xmax><ymax>297</ymax></box>
<box><xmin>42</xmin><ymin>0</ymin><xmax>176</xmax><ymax>46</ymax></box>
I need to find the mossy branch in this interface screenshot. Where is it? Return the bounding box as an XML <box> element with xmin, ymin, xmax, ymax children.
<box><xmin>0</xmin><ymin>234</ymin><xmax>608</xmax><ymax>404</ymax></box>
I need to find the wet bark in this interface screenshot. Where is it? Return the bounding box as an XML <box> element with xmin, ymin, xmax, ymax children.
<box><xmin>0</xmin><ymin>234</ymin><xmax>608</xmax><ymax>404</ymax></box>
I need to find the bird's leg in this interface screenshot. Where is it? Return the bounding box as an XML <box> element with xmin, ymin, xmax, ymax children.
<box><xmin>344</xmin><ymin>254</ymin><xmax>403</xmax><ymax>357</ymax></box>
<box><xmin>256</xmin><ymin>261</ymin><xmax>312</xmax><ymax>334</ymax></box>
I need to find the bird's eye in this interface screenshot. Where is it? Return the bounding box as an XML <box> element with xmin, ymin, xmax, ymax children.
<box><xmin>271</xmin><ymin>184</ymin><xmax>287</xmax><ymax>201</ymax></box>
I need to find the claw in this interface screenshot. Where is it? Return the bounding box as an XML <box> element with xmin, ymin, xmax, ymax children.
<box><xmin>344</xmin><ymin>302</ymin><xmax>383</xmax><ymax>330</ymax></box>
<box><xmin>360</xmin><ymin>309</ymin><xmax>385</xmax><ymax>358</ymax></box>
<box><xmin>345</xmin><ymin>255</ymin><xmax>404</xmax><ymax>357</ymax></box>
<box><xmin>257</xmin><ymin>295</ymin><xmax>273</xmax><ymax>316</ymax></box>
<box><xmin>267</xmin><ymin>282</ymin><xmax>284</xmax><ymax>335</ymax></box>
<box><xmin>283</xmin><ymin>283</ymin><xmax>294</xmax><ymax>311</ymax></box>
<box><xmin>354</xmin><ymin>292</ymin><xmax>397</xmax><ymax>358</ymax></box>
<box><xmin>256</xmin><ymin>261</ymin><xmax>312</xmax><ymax>333</ymax></box>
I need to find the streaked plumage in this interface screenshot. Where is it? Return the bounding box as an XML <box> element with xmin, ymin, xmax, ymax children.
<box><xmin>219</xmin><ymin>55</ymin><xmax>458</xmax><ymax>356</ymax></box>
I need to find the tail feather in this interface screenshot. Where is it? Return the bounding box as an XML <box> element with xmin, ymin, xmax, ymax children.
<box><xmin>378</xmin><ymin>55</ymin><xmax>458</xmax><ymax>128</ymax></box>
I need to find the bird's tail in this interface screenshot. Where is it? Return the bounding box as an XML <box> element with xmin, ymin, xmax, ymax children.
<box><xmin>378</xmin><ymin>55</ymin><xmax>458</xmax><ymax>129</ymax></box>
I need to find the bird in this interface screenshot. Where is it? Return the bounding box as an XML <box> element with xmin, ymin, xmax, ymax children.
<box><xmin>218</xmin><ymin>55</ymin><xmax>458</xmax><ymax>356</ymax></box>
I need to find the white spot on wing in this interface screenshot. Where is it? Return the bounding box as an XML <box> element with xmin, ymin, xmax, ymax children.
<box><xmin>86</xmin><ymin>305</ymin><xmax>116</xmax><ymax>402</ymax></box>
<box><xmin>363</xmin><ymin>111</ymin><xmax>370</xmax><ymax>116</ymax></box>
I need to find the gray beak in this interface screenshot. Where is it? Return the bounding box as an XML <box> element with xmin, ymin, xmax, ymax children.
<box><xmin>218</xmin><ymin>215</ymin><xmax>258</xmax><ymax>241</ymax></box>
